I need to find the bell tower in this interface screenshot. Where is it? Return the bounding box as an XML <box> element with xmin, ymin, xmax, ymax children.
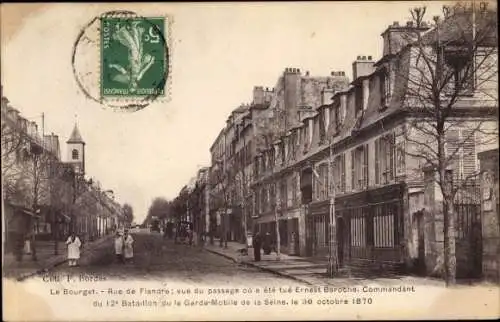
<box><xmin>66</xmin><ymin>123</ymin><xmax>85</xmax><ymax>176</ymax></box>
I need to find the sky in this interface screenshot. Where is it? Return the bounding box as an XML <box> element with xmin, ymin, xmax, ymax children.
<box><xmin>1</xmin><ymin>2</ymin><xmax>449</xmax><ymax>223</ymax></box>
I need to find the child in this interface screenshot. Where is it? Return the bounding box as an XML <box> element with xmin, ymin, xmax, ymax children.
<box><xmin>66</xmin><ymin>232</ymin><xmax>82</xmax><ymax>267</ymax></box>
<box><xmin>114</xmin><ymin>231</ymin><xmax>124</xmax><ymax>263</ymax></box>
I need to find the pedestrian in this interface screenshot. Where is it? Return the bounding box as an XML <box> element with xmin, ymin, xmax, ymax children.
<box><xmin>187</xmin><ymin>224</ymin><xmax>193</xmax><ymax>246</ymax></box>
<box><xmin>66</xmin><ymin>232</ymin><xmax>82</xmax><ymax>267</ymax></box>
<box><xmin>252</xmin><ymin>231</ymin><xmax>262</xmax><ymax>262</ymax></box>
<box><xmin>114</xmin><ymin>231</ymin><xmax>124</xmax><ymax>263</ymax></box>
<box><xmin>123</xmin><ymin>229</ymin><xmax>134</xmax><ymax>263</ymax></box>
<box><xmin>263</xmin><ymin>232</ymin><xmax>272</xmax><ymax>255</ymax></box>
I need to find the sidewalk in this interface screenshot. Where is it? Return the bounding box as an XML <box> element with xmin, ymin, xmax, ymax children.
<box><xmin>204</xmin><ymin>240</ymin><xmax>448</xmax><ymax>287</ymax></box>
<box><xmin>2</xmin><ymin>235</ymin><xmax>114</xmax><ymax>281</ymax></box>
<box><xmin>204</xmin><ymin>240</ymin><xmax>329</xmax><ymax>286</ymax></box>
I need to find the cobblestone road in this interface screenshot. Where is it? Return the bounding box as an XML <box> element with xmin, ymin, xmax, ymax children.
<box><xmin>51</xmin><ymin>229</ymin><xmax>302</xmax><ymax>286</ymax></box>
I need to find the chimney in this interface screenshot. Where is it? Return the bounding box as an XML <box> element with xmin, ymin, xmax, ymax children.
<box><xmin>253</xmin><ymin>86</ymin><xmax>264</xmax><ymax>105</ymax></box>
<box><xmin>381</xmin><ymin>20</ymin><xmax>430</xmax><ymax>56</ymax></box>
<box><xmin>352</xmin><ymin>55</ymin><xmax>375</xmax><ymax>80</ymax></box>
<box><xmin>285</xmin><ymin>67</ymin><xmax>301</xmax><ymax>75</ymax></box>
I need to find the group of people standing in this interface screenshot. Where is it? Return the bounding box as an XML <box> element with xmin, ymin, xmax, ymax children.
<box><xmin>114</xmin><ymin>230</ymin><xmax>135</xmax><ymax>263</ymax></box>
<box><xmin>251</xmin><ymin>231</ymin><xmax>275</xmax><ymax>262</ymax></box>
<box><xmin>64</xmin><ymin>229</ymin><xmax>135</xmax><ymax>267</ymax></box>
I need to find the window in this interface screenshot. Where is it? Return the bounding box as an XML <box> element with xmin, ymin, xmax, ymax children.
<box><xmin>375</xmin><ymin>134</ymin><xmax>395</xmax><ymax>185</ymax></box>
<box><xmin>72</xmin><ymin>149</ymin><xmax>79</xmax><ymax>160</ymax></box>
<box><xmin>380</xmin><ymin>68</ymin><xmax>391</xmax><ymax>109</ymax></box>
<box><xmin>355</xmin><ymin>85</ymin><xmax>364</xmax><ymax>115</ymax></box>
<box><xmin>446</xmin><ymin>129</ymin><xmax>477</xmax><ymax>182</ymax></box>
<box><xmin>334</xmin><ymin>105</ymin><xmax>340</xmax><ymax>131</ymax></box>
<box><xmin>314</xmin><ymin>163</ymin><xmax>329</xmax><ymax>201</ymax></box>
<box><xmin>280</xmin><ymin>179</ymin><xmax>287</xmax><ymax>209</ymax></box>
<box><xmin>373</xmin><ymin>206</ymin><xmax>395</xmax><ymax>248</ymax></box>
<box><xmin>319</xmin><ymin>111</ymin><xmax>326</xmax><ymax>143</ymax></box>
<box><xmin>351</xmin><ymin>145</ymin><xmax>368</xmax><ymax>190</ymax></box>
<box><xmin>280</xmin><ymin>142</ymin><xmax>285</xmax><ymax>165</ymax></box>
<box><xmin>445</xmin><ymin>50</ymin><xmax>474</xmax><ymax>95</ymax></box>
<box><xmin>350</xmin><ymin>211</ymin><xmax>366</xmax><ymax>247</ymax></box>
<box><xmin>269</xmin><ymin>183</ymin><xmax>276</xmax><ymax>210</ymax></box>
<box><xmin>290</xmin><ymin>175</ymin><xmax>298</xmax><ymax>206</ymax></box>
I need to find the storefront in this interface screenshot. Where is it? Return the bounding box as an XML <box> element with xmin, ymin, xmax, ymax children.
<box><xmin>336</xmin><ymin>183</ymin><xmax>405</xmax><ymax>270</ymax></box>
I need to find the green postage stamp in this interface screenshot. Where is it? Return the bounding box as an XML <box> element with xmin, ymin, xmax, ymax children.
<box><xmin>101</xmin><ymin>17</ymin><xmax>166</xmax><ymax>98</ymax></box>
<box><xmin>72</xmin><ymin>11</ymin><xmax>170</xmax><ymax>112</ymax></box>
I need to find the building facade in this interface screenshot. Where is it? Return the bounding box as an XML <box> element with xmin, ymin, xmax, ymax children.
<box><xmin>1</xmin><ymin>89</ymin><xmax>124</xmax><ymax>259</ymax></box>
<box><xmin>252</xmin><ymin>8</ymin><xmax>498</xmax><ymax>277</ymax></box>
<box><xmin>180</xmin><ymin>4</ymin><xmax>498</xmax><ymax>279</ymax></box>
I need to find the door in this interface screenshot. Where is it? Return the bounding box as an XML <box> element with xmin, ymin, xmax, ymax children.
<box><xmin>305</xmin><ymin>216</ymin><xmax>313</xmax><ymax>257</ymax></box>
<box><xmin>415</xmin><ymin>211</ymin><xmax>426</xmax><ymax>275</ymax></box>
<box><xmin>336</xmin><ymin>217</ymin><xmax>345</xmax><ymax>267</ymax></box>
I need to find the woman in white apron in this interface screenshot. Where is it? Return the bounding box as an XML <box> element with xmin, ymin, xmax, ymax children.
<box><xmin>123</xmin><ymin>230</ymin><xmax>134</xmax><ymax>263</ymax></box>
<box><xmin>114</xmin><ymin>231</ymin><xmax>124</xmax><ymax>263</ymax></box>
<box><xmin>66</xmin><ymin>233</ymin><xmax>82</xmax><ymax>267</ymax></box>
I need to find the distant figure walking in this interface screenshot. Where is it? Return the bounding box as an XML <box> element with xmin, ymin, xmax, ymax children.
<box><xmin>123</xmin><ymin>230</ymin><xmax>134</xmax><ymax>263</ymax></box>
<box><xmin>114</xmin><ymin>231</ymin><xmax>124</xmax><ymax>263</ymax></box>
<box><xmin>252</xmin><ymin>231</ymin><xmax>262</xmax><ymax>262</ymax></box>
<box><xmin>263</xmin><ymin>232</ymin><xmax>272</xmax><ymax>255</ymax></box>
<box><xmin>66</xmin><ymin>232</ymin><xmax>82</xmax><ymax>267</ymax></box>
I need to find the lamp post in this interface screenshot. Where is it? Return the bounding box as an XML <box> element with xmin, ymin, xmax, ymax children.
<box><xmin>312</xmin><ymin>142</ymin><xmax>338</xmax><ymax>277</ymax></box>
<box><xmin>327</xmin><ymin>142</ymin><xmax>338</xmax><ymax>277</ymax></box>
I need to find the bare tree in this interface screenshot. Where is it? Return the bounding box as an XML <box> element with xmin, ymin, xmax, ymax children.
<box><xmin>398</xmin><ymin>3</ymin><xmax>498</xmax><ymax>285</ymax></box>
<box><xmin>211</xmin><ymin>160</ymin><xmax>232</xmax><ymax>248</ymax></box>
<box><xmin>122</xmin><ymin>203</ymin><xmax>134</xmax><ymax>227</ymax></box>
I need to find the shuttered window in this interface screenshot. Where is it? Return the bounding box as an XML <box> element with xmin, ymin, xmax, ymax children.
<box><xmin>341</xmin><ymin>154</ymin><xmax>346</xmax><ymax>192</ymax></box>
<box><xmin>351</xmin><ymin>150</ymin><xmax>356</xmax><ymax>191</ymax></box>
<box><xmin>363</xmin><ymin>144</ymin><xmax>369</xmax><ymax>188</ymax></box>
<box><xmin>446</xmin><ymin>130</ymin><xmax>460</xmax><ymax>182</ymax></box>
<box><xmin>462</xmin><ymin>130</ymin><xmax>477</xmax><ymax>179</ymax></box>
<box><xmin>375</xmin><ymin>140</ymin><xmax>380</xmax><ymax>184</ymax></box>
<box><xmin>350</xmin><ymin>211</ymin><xmax>366</xmax><ymax>247</ymax></box>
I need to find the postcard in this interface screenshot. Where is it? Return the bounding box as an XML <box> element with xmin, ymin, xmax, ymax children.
<box><xmin>1</xmin><ymin>1</ymin><xmax>499</xmax><ymax>321</ymax></box>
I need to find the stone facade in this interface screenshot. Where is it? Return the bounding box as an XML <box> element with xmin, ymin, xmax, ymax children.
<box><xmin>479</xmin><ymin>149</ymin><xmax>500</xmax><ymax>282</ymax></box>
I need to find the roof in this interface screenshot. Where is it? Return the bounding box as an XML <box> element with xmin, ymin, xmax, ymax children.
<box><xmin>67</xmin><ymin>123</ymin><xmax>84</xmax><ymax>144</ymax></box>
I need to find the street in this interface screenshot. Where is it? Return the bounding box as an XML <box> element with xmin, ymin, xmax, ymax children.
<box><xmin>50</xmin><ymin>229</ymin><xmax>302</xmax><ymax>286</ymax></box>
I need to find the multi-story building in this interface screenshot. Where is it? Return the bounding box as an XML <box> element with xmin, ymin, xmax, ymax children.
<box><xmin>1</xmin><ymin>89</ymin><xmax>124</xmax><ymax>258</ymax></box>
<box><xmin>252</xmin><ymin>7</ymin><xmax>498</xmax><ymax>278</ymax></box>
<box><xmin>252</xmin><ymin>69</ymin><xmax>350</xmax><ymax>255</ymax></box>
<box><xmin>187</xmin><ymin>167</ymin><xmax>210</xmax><ymax>243</ymax></box>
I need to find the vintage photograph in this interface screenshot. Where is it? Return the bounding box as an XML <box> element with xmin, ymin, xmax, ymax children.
<box><xmin>1</xmin><ymin>1</ymin><xmax>499</xmax><ymax>321</ymax></box>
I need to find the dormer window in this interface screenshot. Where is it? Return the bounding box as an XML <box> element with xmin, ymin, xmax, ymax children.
<box><xmin>72</xmin><ymin>149</ymin><xmax>79</xmax><ymax>160</ymax></box>
<box><xmin>355</xmin><ymin>85</ymin><xmax>364</xmax><ymax>116</ymax></box>
<box><xmin>444</xmin><ymin>49</ymin><xmax>474</xmax><ymax>96</ymax></box>
<box><xmin>319</xmin><ymin>110</ymin><xmax>326</xmax><ymax>143</ymax></box>
<box><xmin>380</xmin><ymin>68</ymin><xmax>391</xmax><ymax>110</ymax></box>
<box><xmin>334</xmin><ymin>103</ymin><xmax>341</xmax><ymax>132</ymax></box>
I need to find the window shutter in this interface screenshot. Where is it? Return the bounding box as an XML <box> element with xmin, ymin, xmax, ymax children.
<box><xmin>446</xmin><ymin>130</ymin><xmax>460</xmax><ymax>182</ymax></box>
<box><xmin>462</xmin><ymin>130</ymin><xmax>476</xmax><ymax>179</ymax></box>
<box><xmin>375</xmin><ymin>139</ymin><xmax>380</xmax><ymax>184</ymax></box>
<box><xmin>341</xmin><ymin>154</ymin><xmax>346</xmax><ymax>192</ymax></box>
<box><xmin>351</xmin><ymin>150</ymin><xmax>355</xmax><ymax>190</ymax></box>
<box><xmin>389</xmin><ymin>133</ymin><xmax>395</xmax><ymax>181</ymax></box>
<box><xmin>363</xmin><ymin>144</ymin><xmax>369</xmax><ymax>188</ymax></box>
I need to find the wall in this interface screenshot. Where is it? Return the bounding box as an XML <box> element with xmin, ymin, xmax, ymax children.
<box><xmin>479</xmin><ymin>149</ymin><xmax>499</xmax><ymax>282</ymax></box>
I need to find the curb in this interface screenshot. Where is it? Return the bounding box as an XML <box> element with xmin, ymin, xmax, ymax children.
<box><xmin>204</xmin><ymin>247</ymin><xmax>314</xmax><ymax>286</ymax></box>
<box><xmin>13</xmin><ymin>235</ymin><xmax>113</xmax><ymax>282</ymax></box>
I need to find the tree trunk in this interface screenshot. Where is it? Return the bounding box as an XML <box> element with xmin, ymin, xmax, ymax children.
<box><xmin>275</xmin><ymin>209</ymin><xmax>281</xmax><ymax>260</ymax></box>
<box><xmin>442</xmin><ymin>197</ymin><xmax>457</xmax><ymax>285</ymax></box>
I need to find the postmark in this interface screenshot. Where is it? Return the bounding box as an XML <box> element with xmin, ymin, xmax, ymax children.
<box><xmin>72</xmin><ymin>11</ymin><xmax>171</xmax><ymax>112</ymax></box>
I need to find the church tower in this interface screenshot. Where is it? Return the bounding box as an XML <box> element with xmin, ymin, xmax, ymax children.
<box><xmin>66</xmin><ymin>123</ymin><xmax>85</xmax><ymax>176</ymax></box>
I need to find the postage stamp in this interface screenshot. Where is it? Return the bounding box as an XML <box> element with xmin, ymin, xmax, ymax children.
<box><xmin>101</xmin><ymin>17</ymin><xmax>166</xmax><ymax>98</ymax></box>
<box><xmin>72</xmin><ymin>11</ymin><xmax>171</xmax><ymax>112</ymax></box>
